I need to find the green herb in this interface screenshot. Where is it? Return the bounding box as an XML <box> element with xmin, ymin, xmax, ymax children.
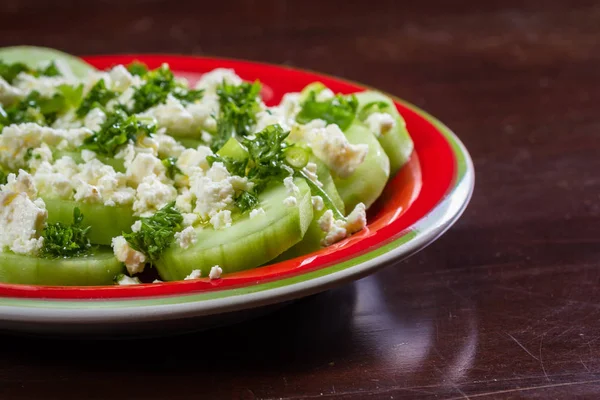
<box><xmin>123</xmin><ymin>202</ymin><xmax>183</xmax><ymax>261</ymax></box>
<box><xmin>211</xmin><ymin>80</ymin><xmax>262</xmax><ymax>152</ymax></box>
<box><xmin>0</xmin><ymin>169</ymin><xmax>7</xmax><ymax>185</ymax></box>
<box><xmin>76</xmin><ymin>79</ymin><xmax>117</xmax><ymax>117</ymax></box>
<box><xmin>296</xmin><ymin>90</ymin><xmax>358</xmax><ymax>131</ymax></box>
<box><xmin>24</xmin><ymin>148</ymin><xmax>34</xmax><ymax>162</ymax></box>
<box><xmin>129</xmin><ymin>65</ymin><xmax>203</xmax><ymax>114</ymax></box>
<box><xmin>127</xmin><ymin>61</ymin><xmax>149</xmax><ymax>77</ymax></box>
<box><xmin>234</xmin><ymin>191</ymin><xmax>259</xmax><ymax>213</ymax></box>
<box><xmin>81</xmin><ymin>109</ymin><xmax>156</xmax><ymax>156</ymax></box>
<box><xmin>40</xmin><ymin>208</ymin><xmax>92</xmax><ymax>258</ymax></box>
<box><xmin>358</xmin><ymin>100</ymin><xmax>390</xmax><ymax>121</ymax></box>
<box><xmin>161</xmin><ymin>157</ymin><xmax>182</xmax><ymax>180</ymax></box>
<box><xmin>0</xmin><ymin>60</ymin><xmax>63</xmax><ymax>84</ymax></box>
<box><xmin>206</xmin><ymin>154</ymin><xmax>248</xmax><ymax>177</ymax></box>
<box><xmin>3</xmin><ymin>90</ymin><xmax>67</xmax><ymax>125</ymax></box>
<box><xmin>58</xmin><ymin>84</ymin><xmax>84</xmax><ymax>109</ymax></box>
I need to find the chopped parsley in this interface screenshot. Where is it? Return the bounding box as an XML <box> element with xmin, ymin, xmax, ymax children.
<box><xmin>129</xmin><ymin>64</ymin><xmax>203</xmax><ymax>114</ymax></box>
<box><xmin>296</xmin><ymin>90</ymin><xmax>358</xmax><ymax>131</ymax></box>
<box><xmin>161</xmin><ymin>156</ymin><xmax>182</xmax><ymax>180</ymax></box>
<box><xmin>40</xmin><ymin>208</ymin><xmax>92</xmax><ymax>258</ymax></box>
<box><xmin>211</xmin><ymin>80</ymin><xmax>262</xmax><ymax>152</ymax></box>
<box><xmin>76</xmin><ymin>79</ymin><xmax>117</xmax><ymax>117</ymax></box>
<box><xmin>0</xmin><ymin>169</ymin><xmax>7</xmax><ymax>185</ymax></box>
<box><xmin>126</xmin><ymin>61</ymin><xmax>149</xmax><ymax>77</ymax></box>
<box><xmin>3</xmin><ymin>90</ymin><xmax>67</xmax><ymax>126</ymax></box>
<box><xmin>81</xmin><ymin>109</ymin><xmax>156</xmax><ymax>156</ymax></box>
<box><xmin>0</xmin><ymin>60</ymin><xmax>63</xmax><ymax>84</ymax></box>
<box><xmin>123</xmin><ymin>202</ymin><xmax>183</xmax><ymax>261</ymax></box>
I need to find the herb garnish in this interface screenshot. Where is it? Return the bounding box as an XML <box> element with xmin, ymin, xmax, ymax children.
<box><xmin>41</xmin><ymin>207</ymin><xmax>92</xmax><ymax>258</ymax></box>
<box><xmin>161</xmin><ymin>157</ymin><xmax>182</xmax><ymax>180</ymax></box>
<box><xmin>296</xmin><ymin>90</ymin><xmax>358</xmax><ymax>131</ymax></box>
<box><xmin>76</xmin><ymin>79</ymin><xmax>117</xmax><ymax>117</ymax></box>
<box><xmin>123</xmin><ymin>202</ymin><xmax>183</xmax><ymax>261</ymax></box>
<box><xmin>0</xmin><ymin>60</ymin><xmax>62</xmax><ymax>84</ymax></box>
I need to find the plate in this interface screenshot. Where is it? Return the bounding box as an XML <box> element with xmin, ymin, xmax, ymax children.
<box><xmin>0</xmin><ymin>55</ymin><xmax>474</xmax><ymax>336</ymax></box>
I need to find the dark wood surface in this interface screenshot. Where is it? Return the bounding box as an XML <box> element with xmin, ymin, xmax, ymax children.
<box><xmin>1</xmin><ymin>0</ymin><xmax>600</xmax><ymax>398</ymax></box>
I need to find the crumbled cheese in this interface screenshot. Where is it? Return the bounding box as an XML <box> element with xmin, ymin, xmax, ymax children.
<box><xmin>316</xmin><ymin>88</ymin><xmax>335</xmax><ymax>102</ymax></box>
<box><xmin>283</xmin><ymin>176</ymin><xmax>300</xmax><ymax>197</ymax></box>
<box><xmin>81</xmin><ymin>149</ymin><xmax>97</xmax><ymax>162</ymax></box>
<box><xmin>175</xmin><ymin>189</ymin><xmax>193</xmax><ymax>213</ymax></box>
<box><xmin>83</xmin><ymin>108</ymin><xmax>106</xmax><ymax>132</ymax></box>
<box><xmin>182</xmin><ymin>213</ymin><xmax>199</xmax><ymax>227</ymax></box>
<box><xmin>209</xmin><ymin>265</ymin><xmax>223</xmax><ymax>280</ymax></box>
<box><xmin>318</xmin><ymin>210</ymin><xmax>347</xmax><ymax>246</ymax></box>
<box><xmin>346</xmin><ymin>202</ymin><xmax>367</xmax><ymax>234</ymax></box>
<box><xmin>0</xmin><ymin>123</ymin><xmax>93</xmax><ymax>170</ymax></box>
<box><xmin>365</xmin><ymin>112</ymin><xmax>396</xmax><ymax>137</ymax></box>
<box><xmin>115</xmin><ymin>143</ymin><xmax>136</xmax><ymax>169</ymax></box>
<box><xmin>28</xmin><ymin>143</ymin><xmax>54</xmax><ymax>170</ymax></box>
<box><xmin>311</xmin><ymin>196</ymin><xmax>324</xmax><ymax>211</ymax></box>
<box><xmin>0</xmin><ymin>191</ymin><xmax>47</xmax><ymax>256</ymax></box>
<box><xmin>0</xmin><ymin>77</ymin><xmax>24</xmax><ymax>104</ymax></box>
<box><xmin>131</xmin><ymin>220</ymin><xmax>142</xmax><ymax>232</ymax></box>
<box><xmin>141</xmin><ymin>94</ymin><xmax>216</xmax><ymax>136</ymax></box>
<box><xmin>293</xmin><ymin>123</ymin><xmax>368</xmax><ymax>178</ymax></box>
<box><xmin>175</xmin><ymin>226</ymin><xmax>197</xmax><ymax>249</ymax></box>
<box><xmin>108</xmin><ymin>65</ymin><xmax>142</xmax><ymax>92</ymax></box>
<box><xmin>195</xmin><ymin>68</ymin><xmax>243</xmax><ymax>93</ymax></box>
<box><xmin>2</xmin><ymin>170</ymin><xmax>38</xmax><ymax>199</ymax></box>
<box><xmin>189</xmin><ymin>162</ymin><xmax>235</xmax><ymax>219</ymax></box>
<box><xmin>73</xmin><ymin>182</ymin><xmax>102</xmax><ymax>203</ymax></box>
<box><xmin>117</xmin><ymin>275</ymin><xmax>141</xmax><ymax>285</ymax></box>
<box><xmin>177</xmin><ymin>146</ymin><xmax>213</xmax><ymax>176</ymax></box>
<box><xmin>184</xmin><ymin>269</ymin><xmax>202</xmax><ymax>280</ymax></box>
<box><xmin>13</xmin><ymin>72</ymin><xmax>75</xmax><ymax>97</ymax></box>
<box><xmin>283</xmin><ymin>196</ymin><xmax>298</xmax><ymax>207</ymax></box>
<box><xmin>133</xmin><ymin>175</ymin><xmax>177</xmax><ymax>216</ymax></box>
<box><xmin>249</xmin><ymin>207</ymin><xmax>266</xmax><ymax>219</ymax></box>
<box><xmin>210</xmin><ymin>209</ymin><xmax>232</xmax><ymax>230</ymax></box>
<box><xmin>112</xmin><ymin>236</ymin><xmax>146</xmax><ymax>275</ymax></box>
<box><xmin>155</xmin><ymin>133</ymin><xmax>186</xmax><ymax>158</ymax></box>
<box><xmin>302</xmin><ymin>162</ymin><xmax>322</xmax><ymax>187</ymax></box>
<box><xmin>126</xmin><ymin>153</ymin><xmax>167</xmax><ymax>186</ymax></box>
<box><xmin>152</xmin><ymin>279</ymin><xmax>163</xmax><ymax>283</ymax></box>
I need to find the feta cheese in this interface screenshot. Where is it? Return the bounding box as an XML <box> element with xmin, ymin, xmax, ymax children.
<box><xmin>182</xmin><ymin>213</ymin><xmax>199</xmax><ymax>227</ymax></box>
<box><xmin>318</xmin><ymin>210</ymin><xmax>347</xmax><ymax>246</ymax></box>
<box><xmin>28</xmin><ymin>143</ymin><xmax>54</xmax><ymax>170</ymax></box>
<box><xmin>189</xmin><ymin>163</ymin><xmax>235</xmax><ymax>219</ymax></box>
<box><xmin>175</xmin><ymin>189</ymin><xmax>194</xmax><ymax>213</ymax></box>
<box><xmin>295</xmin><ymin>123</ymin><xmax>368</xmax><ymax>178</ymax></box>
<box><xmin>155</xmin><ymin>133</ymin><xmax>186</xmax><ymax>158</ymax></box>
<box><xmin>133</xmin><ymin>175</ymin><xmax>177</xmax><ymax>216</ymax></box>
<box><xmin>131</xmin><ymin>220</ymin><xmax>142</xmax><ymax>232</ymax></box>
<box><xmin>283</xmin><ymin>196</ymin><xmax>298</xmax><ymax>207</ymax></box>
<box><xmin>249</xmin><ymin>207</ymin><xmax>266</xmax><ymax>219</ymax></box>
<box><xmin>0</xmin><ymin>77</ymin><xmax>24</xmax><ymax>104</ymax></box>
<box><xmin>81</xmin><ymin>149</ymin><xmax>97</xmax><ymax>162</ymax></box>
<box><xmin>365</xmin><ymin>112</ymin><xmax>396</xmax><ymax>137</ymax></box>
<box><xmin>108</xmin><ymin>65</ymin><xmax>142</xmax><ymax>92</ymax></box>
<box><xmin>316</xmin><ymin>88</ymin><xmax>335</xmax><ymax>102</ymax></box>
<box><xmin>283</xmin><ymin>176</ymin><xmax>300</xmax><ymax>197</ymax></box>
<box><xmin>0</xmin><ymin>192</ymin><xmax>47</xmax><ymax>255</ymax></box>
<box><xmin>210</xmin><ymin>209</ymin><xmax>232</xmax><ymax>230</ymax></box>
<box><xmin>209</xmin><ymin>265</ymin><xmax>223</xmax><ymax>280</ymax></box>
<box><xmin>115</xmin><ymin>143</ymin><xmax>136</xmax><ymax>169</ymax></box>
<box><xmin>174</xmin><ymin>226</ymin><xmax>197</xmax><ymax>249</ymax></box>
<box><xmin>2</xmin><ymin>170</ymin><xmax>38</xmax><ymax>199</ymax></box>
<box><xmin>73</xmin><ymin>182</ymin><xmax>102</xmax><ymax>203</ymax></box>
<box><xmin>13</xmin><ymin>73</ymin><xmax>75</xmax><ymax>97</ymax></box>
<box><xmin>302</xmin><ymin>162</ymin><xmax>322</xmax><ymax>187</ymax></box>
<box><xmin>346</xmin><ymin>202</ymin><xmax>367</xmax><ymax>234</ymax></box>
<box><xmin>177</xmin><ymin>146</ymin><xmax>213</xmax><ymax>176</ymax></box>
<box><xmin>141</xmin><ymin>94</ymin><xmax>215</xmax><ymax>136</ymax></box>
<box><xmin>117</xmin><ymin>275</ymin><xmax>141</xmax><ymax>285</ymax></box>
<box><xmin>311</xmin><ymin>196</ymin><xmax>324</xmax><ymax>211</ymax></box>
<box><xmin>83</xmin><ymin>108</ymin><xmax>106</xmax><ymax>132</ymax></box>
<box><xmin>184</xmin><ymin>269</ymin><xmax>202</xmax><ymax>280</ymax></box>
<box><xmin>112</xmin><ymin>236</ymin><xmax>146</xmax><ymax>275</ymax></box>
<box><xmin>195</xmin><ymin>68</ymin><xmax>243</xmax><ymax>93</ymax></box>
<box><xmin>126</xmin><ymin>153</ymin><xmax>167</xmax><ymax>186</ymax></box>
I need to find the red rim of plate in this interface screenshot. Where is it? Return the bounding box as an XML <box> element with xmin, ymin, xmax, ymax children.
<box><xmin>0</xmin><ymin>55</ymin><xmax>458</xmax><ymax>300</ymax></box>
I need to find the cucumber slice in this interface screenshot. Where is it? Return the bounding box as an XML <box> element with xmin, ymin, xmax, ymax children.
<box><xmin>354</xmin><ymin>91</ymin><xmax>414</xmax><ymax>175</ymax></box>
<box><xmin>0</xmin><ymin>46</ymin><xmax>96</xmax><ymax>78</ymax></box>
<box><xmin>277</xmin><ymin>159</ymin><xmax>345</xmax><ymax>259</ymax></box>
<box><xmin>53</xmin><ymin>150</ymin><xmax>126</xmax><ymax>172</ymax></box>
<box><xmin>334</xmin><ymin>122</ymin><xmax>390</xmax><ymax>211</ymax></box>
<box><xmin>155</xmin><ymin>178</ymin><xmax>313</xmax><ymax>281</ymax></box>
<box><xmin>44</xmin><ymin>198</ymin><xmax>135</xmax><ymax>246</ymax></box>
<box><xmin>0</xmin><ymin>248</ymin><xmax>123</xmax><ymax>285</ymax></box>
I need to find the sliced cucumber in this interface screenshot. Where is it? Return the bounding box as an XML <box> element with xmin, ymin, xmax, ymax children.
<box><xmin>354</xmin><ymin>91</ymin><xmax>414</xmax><ymax>175</ymax></box>
<box><xmin>0</xmin><ymin>46</ymin><xmax>96</xmax><ymax>78</ymax></box>
<box><xmin>0</xmin><ymin>248</ymin><xmax>123</xmax><ymax>285</ymax></box>
<box><xmin>277</xmin><ymin>159</ymin><xmax>345</xmax><ymax>259</ymax></box>
<box><xmin>44</xmin><ymin>198</ymin><xmax>135</xmax><ymax>246</ymax></box>
<box><xmin>53</xmin><ymin>150</ymin><xmax>126</xmax><ymax>172</ymax></box>
<box><xmin>155</xmin><ymin>178</ymin><xmax>313</xmax><ymax>281</ymax></box>
<box><xmin>334</xmin><ymin>122</ymin><xmax>390</xmax><ymax>211</ymax></box>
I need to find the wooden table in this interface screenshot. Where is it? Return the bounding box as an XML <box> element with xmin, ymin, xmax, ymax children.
<box><xmin>1</xmin><ymin>0</ymin><xmax>599</xmax><ymax>398</ymax></box>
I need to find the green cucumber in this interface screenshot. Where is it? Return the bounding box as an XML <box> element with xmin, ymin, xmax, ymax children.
<box><xmin>0</xmin><ymin>248</ymin><xmax>123</xmax><ymax>285</ymax></box>
<box><xmin>354</xmin><ymin>91</ymin><xmax>414</xmax><ymax>175</ymax></box>
<box><xmin>334</xmin><ymin>122</ymin><xmax>390</xmax><ymax>211</ymax></box>
<box><xmin>44</xmin><ymin>198</ymin><xmax>135</xmax><ymax>246</ymax></box>
<box><xmin>155</xmin><ymin>178</ymin><xmax>313</xmax><ymax>281</ymax></box>
<box><xmin>277</xmin><ymin>159</ymin><xmax>345</xmax><ymax>259</ymax></box>
<box><xmin>53</xmin><ymin>150</ymin><xmax>126</xmax><ymax>172</ymax></box>
<box><xmin>0</xmin><ymin>46</ymin><xmax>96</xmax><ymax>78</ymax></box>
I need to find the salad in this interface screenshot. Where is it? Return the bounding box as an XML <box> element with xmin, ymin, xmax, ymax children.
<box><xmin>0</xmin><ymin>46</ymin><xmax>414</xmax><ymax>286</ymax></box>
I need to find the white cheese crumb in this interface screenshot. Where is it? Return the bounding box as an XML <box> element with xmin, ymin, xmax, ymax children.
<box><xmin>2</xmin><ymin>170</ymin><xmax>38</xmax><ymax>199</ymax></box>
<box><xmin>133</xmin><ymin>175</ymin><xmax>178</xmax><ymax>217</ymax></box>
<box><xmin>302</xmin><ymin>162</ymin><xmax>323</xmax><ymax>187</ymax></box>
<box><xmin>249</xmin><ymin>207</ymin><xmax>266</xmax><ymax>219</ymax></box>
<box><xmin>365</xmin><ymin>112</ymin><xmax>396</xmax><ymax>137</ymax></box>
<box><xmin>210</xmin><ymin>209</ymin><xmax>232</xmax><ymax>229</ymax></box>
<box><xmin>175</xmin><ymin>226</ymin><xmax>197</xmax><ymax>249</ymax></box>
<box><xmin>316</xmin><ymin>88</ymin><xmax>335</xmax><ymax>101</ymax></box>
<box><xmin>345</xmin><ymin>202</ymin><xmax>367</xmax><ymax>234</ymax></box>
<box><xmin>311</xmin><ymin>196</ymin><xmax>324</xmax><ymax>211</ymax></box>
<box><xmin>152</xmin><ymin>279</ymin><xmax>163</xmax><ymax>284</ymax></box>
<box><xmin>126</xmin><ymin>153</ymin><xmax>167</xmax><ymax>186</ymax></box>
<box><xmin>83</xmin><ymin>108</ymin><xmax>106</xmax><ymax>132</ymax></box>
<box><xmin>184</xmin><ymin>269</ymin><xmax>202</xmax><ymax>280</ymax></box>
<box><xmin>195</xmin><ymin>68</ymin><xmax>243</xmax><ymax>93</ymax></box>
<box><xmin>0</xmin><ymin>192</ymin><xmax>47</xmax><ymax>255</ymax></box>
<box><xmin>317</xmin><ymin>203</ymin><xmax>368</xmax><ymax>246</ymax></box>
<box><xmin>209</xmin><ymin>265</ymin><xmax>223</xmax><ymax>280</ymax></box>
<box><xmin>283</xmin><ymin>196</ymin><xmax>298</xmax><ymax>207</ymax></box>
<box><xmin>283</xmin><ymin>176</ymin><xmax>300</xmax><ymax>197</ymax></box>
<box><xmin>182</xmin><ymin>213</ymin><xmax>199</xmax><ymax>227</ymax></box>
<box><xmin>177</xmin><ymin>146</ymin><xmax>213</xmax><ymax>176</ymax></box>
<box><xmin>131</xmin><ymin>220</ymin><xmax>142</xmax><ymax>232</ymax></box>
<box><xmin>0</xmin><ymin>77</ymin><xmax>24</xmax><ymax>104</ymax></box>
<box><xmin>117</xmin><ymin>275</ymin><xmax>141</xmax><ymax>285</ymax></box>
<box><xmin>112</xmin><ymin>236</ymin><xmax>146</xmax><ymax>275</ymax></box>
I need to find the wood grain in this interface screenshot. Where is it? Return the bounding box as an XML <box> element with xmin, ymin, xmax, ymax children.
<box><xmin>1</xmin><ymin>0</ymin><xmax>600</xmax><ymax>398</ymax></box>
